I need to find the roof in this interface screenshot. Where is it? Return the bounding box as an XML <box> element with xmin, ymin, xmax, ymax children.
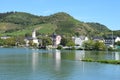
<box><xmin>92</xmin><ymin>36</ymin><xmax>104</xmax><ymax>40</ymax></box>
<box><xmin>25</xmin><ymin>37</ymin><xmax>34</xmax><ymax>40</ymax></box>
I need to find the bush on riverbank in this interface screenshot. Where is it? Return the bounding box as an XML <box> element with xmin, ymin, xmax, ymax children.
<box><xmin>82</xmin><ymin>59</ymin><xmax>120</xmax><ymax>64</ymax></box>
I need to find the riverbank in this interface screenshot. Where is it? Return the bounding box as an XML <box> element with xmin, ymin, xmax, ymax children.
<box><xmin>82</xmin><ymin>59</ymin><xmax>120</xmax><ymax>64</ymax></box>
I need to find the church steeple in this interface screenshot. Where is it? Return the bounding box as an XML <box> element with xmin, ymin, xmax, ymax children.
<box><xmin>32</xmin><ymin>29</ymin><xmax>36</xmax><ymax>39</ymax></box>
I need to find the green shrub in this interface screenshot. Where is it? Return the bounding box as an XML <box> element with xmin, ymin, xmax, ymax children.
<box><xmin>57</xmin><ymin>45</ymin><xmax>62</xmax><ymax>50</ymax></box>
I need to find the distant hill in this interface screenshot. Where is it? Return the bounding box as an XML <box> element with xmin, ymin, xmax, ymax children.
<box><xmin>0</xmin><ymin>11</ymin><xmax>119</xmax><ymax>37</ymax></box>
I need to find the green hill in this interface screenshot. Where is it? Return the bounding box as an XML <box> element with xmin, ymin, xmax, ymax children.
<box><xmin>0</xmin><ymin>11</ymin><xmax>118</xmax><ymax>37</ymax></box>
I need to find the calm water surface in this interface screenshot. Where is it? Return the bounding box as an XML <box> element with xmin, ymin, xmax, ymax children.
<box><xmin>0</xmin><ymin>48</ymin><xmax>120</xmax><ymax>80</ymax></box>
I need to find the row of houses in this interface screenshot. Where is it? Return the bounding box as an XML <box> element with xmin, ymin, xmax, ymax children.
<box><xmin>73</xmin><ymin>36</ymin><xmax>120</xmax><ymax>47</ymax></box>
<box><xmin>26</xmin><ymin>30</ymin><xmax>120</xmax><ymax>48</ymax></box>
<box><xmin>1</xmin><ymin>30</ymin><xmax>120</xmax><ymax>48</ymax></box>
<box><xmin>0</xmin><ymin>30</ymin><xmax>62</xmax><ymax>48</ymax></box>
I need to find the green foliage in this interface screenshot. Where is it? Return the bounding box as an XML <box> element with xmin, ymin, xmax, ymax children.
<box><xmin>112</xmin><ymin>30</ymin><xmax>120</xmax><ymax>36</ymax></box>
<box><xmin>4</xmin><ymin>37</ymin><xmax>16</xmax><ymax>46</ymax></box>
<box><xmin>74</xmin><ymin>32</ymin><xmax>80</xmax><ymax>37</ymax></box>
<box><xmin>16</xmin><ymin>36</ymin><xmax>25</xmax><ymax>45</ymax></box>
<box><xmin>82</xmin><ymin>59</ymin><xmax>120</xmax><ymax>64</ymax></box>
<box><xmin>0</xmin><ymin>11</ymin><xmax>119</xmax><ymax>37</ymax></box>
<box><xmin>0</xmin><ymin>22</ymin><xmax>20</xmax><ymax>32</ymax></box>
<box><xmin>60</xmin><ymin>37</ymin><xmax>68</xmax><ymax>46</ymax></box>
<box><xmin>94</xmin><ymin>41</ymin><xmax>106</xmax><ymax>50</ymax></box>
<box><xmin>0</xmin><ymin>39</ymin><xmax>5</xmax><ymax>46</ymax></box>
<box><xmin>60</xmin><ymin>36</ymin><xmax>75</xmax><ymax>47</ymax></box>
<box><xmin>57</xmin><ymin>45</ymin><xmax>63</xmax><ymax>50</ymax></box>
<box><xmin>115</xmin><ymin>41</ymin><xmax>120</xmax><ymax>46</ymax></box>
<box><xmin>71</xmin><ymin>47</ymin><xmax>76</xmax><ymax>50</ymax></box>
<box><xmin>108</xmin><ymin>47</ymin><xmax>114</xmax><ymax>51</ymax></box>
<box><xmin>83</xmin><ymin>40</ymin><xmax>106</xmax><ymax>50</ymax></box>
<box><xmin>86</xmin><ymin>23</ymin><xmax>109</xmax><ymax>32</ymax></box>
<box><xmin>0</xmin><ymin>12</ymin><xmax>14</xmax><ymax>20</ymax></box>
<box><xmin>83</xmin><ymin>40</ymin><xmax>95</xmax><ymax>50</ymax></box>
<box><xmin>66</xmin><ymin>40</ymin><xmax>75</xmax><ymax>47</ymax></box>
<box><xmin>41</xmin><ymin>37</ymin><xmax>52</xmax><ymax>46</ymax></box>
<box><xmin>0</xmin><ymin>37</ymin><xmax>16</xmax><ymax>47</ymax></box>
<box><xmin>38</xmin><ymin>23</ymin><xmax>57</xmax><ymax>34</ymax></box>
<box><xmin>56</xmin><ymin>20</ymin><xmax>76</xmax><ymax>34</ymax></box>
<box><xmin>1</xmin><ymin>12</ymin><xmax>42</xmax><ymax>26</ymax></box>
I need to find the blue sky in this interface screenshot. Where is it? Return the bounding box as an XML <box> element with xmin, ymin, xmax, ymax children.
<box><xmin>0</xmin><ymin>0</ymin><xmax>120</xmax><ymax>30</ymax></box>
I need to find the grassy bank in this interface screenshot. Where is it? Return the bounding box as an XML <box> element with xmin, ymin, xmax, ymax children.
<box><xmin>82</xmin><ymin>59</ymin><xmax>120</xmax><ymax>64</ymax></box>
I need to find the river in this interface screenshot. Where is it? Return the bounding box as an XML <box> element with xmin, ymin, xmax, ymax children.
<box><xmin>0</xmin><ymin>48</ymin><xmax>120</xmax><ymax>80</ymax></box>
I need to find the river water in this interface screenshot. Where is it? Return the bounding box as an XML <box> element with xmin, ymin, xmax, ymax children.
<box><xmin>0</xmin><ymin>48</ymin><xmax>120</xmax><ymax>80</ymax></box>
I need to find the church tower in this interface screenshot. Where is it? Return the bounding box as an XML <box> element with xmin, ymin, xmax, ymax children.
<box><xmin>32</xmin><ymin>29</ymin><xmax>39</xmax><ymax>46</ymax></box>
<box><xmin>32</xmin><ymin>30</ymin><xmax>36</xmax><ymax>39</ymax></box>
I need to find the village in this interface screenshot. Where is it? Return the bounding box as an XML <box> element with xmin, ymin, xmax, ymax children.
<box><xmin>0</xmin><ymin>29</ymin><xmax>120</xmax><ymax>51</ymax></box>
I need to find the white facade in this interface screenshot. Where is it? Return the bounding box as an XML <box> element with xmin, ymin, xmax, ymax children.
<box><xmin>85</xmin><ymin>37</ymin><xmax>89</xmax><ymax>41</ymax></box>
<box><xmin>33</xmin><ymin>39</ymin><xmax>39</xmax><ymax>45</ymax></box>
<box><xmin>115</xmin><ymin>37</ymin><xmax>120</xmax><ymax>42</ymax></box>
<box><xmin>73</xmin><ymin>36</ymin><xmax>88</xmax><ymax>46</ymax></box>
<box><xmin>32</xmin><ymin>30</ymin><xmax>36</xmax><ymax>39</ymax></box>
<box><xmin>56</xmin><ymin>35</ymin><xmax>61</xmax><ymax>46</ymax></box>
<box><xmin>32</xmin><ymin>30</ymin><xmax>39</xmax><ymax>45</ymax></box>
<box><xmin>74</xmin><ymin>37</ymin><xmax>82</xmax><ymax>46</ymax></box>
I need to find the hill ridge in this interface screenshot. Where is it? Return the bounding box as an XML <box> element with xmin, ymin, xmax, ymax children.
<box><xmin>0</xmin><ymin>11</ymin><xmax>119</xmax><ymax>37</ymax></box>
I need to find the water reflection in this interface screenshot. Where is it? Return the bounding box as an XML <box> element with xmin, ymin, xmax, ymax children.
<box><xmin>53</xmin><ymin>50</ymin><xmax>61</xmax><ymax>71</ymax></box>
<box><xmin>112</xmin><ymin>52</ymin><xmax>120</xmax><ymax>60</ymax></box>
<box><xmin>32</xmin><ymin>49</ymin><xmax>39</xmax><ymax>72</ymax></box>
<box><xmin>31</xmin><ymin>49</ymin><xmax>120</xmax><ymax>75</ymax></box>
<box><xmin>75</xmin><ymin>50</ymin><xmax>85</xmax><ymax>60</ymax></box>
<box><xmin>84</xmin><ymin>51</ymin><xmax>120</xmax><ymax>61</ymax></box>
<box><xmin>0</xmin><ymin>48</ymin><xmax>120</xmax><ymax>80</ymax></box>
<box><xmin>115</xmin><ymin>52</ymin><xmax>120</xmax><ymax>60</ymax></box>
<box><xmin>31</xmin><ymin>49</ymin><xmax>62</xmax><ymax>72</ymax></box>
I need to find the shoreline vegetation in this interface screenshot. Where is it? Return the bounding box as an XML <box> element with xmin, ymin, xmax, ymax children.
<box><xmin>81</xmin><ymin>59</ymin><xmax>120</xmax><ymax>64</ymax></box>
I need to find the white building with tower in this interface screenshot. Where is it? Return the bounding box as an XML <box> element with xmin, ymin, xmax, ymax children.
<box><xmin>32</xmin><ymin>30</ymin><xmax>39</xmax><ymax>45</ymax></box>
<box><xmin>24</xmin><ymin>30</ymin><xmax>39</xmax><ymax>47</ymax></box>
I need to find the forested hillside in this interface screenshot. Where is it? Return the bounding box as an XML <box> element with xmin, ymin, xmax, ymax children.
<box><xmin>0</xmin><ymin>12</ymin><xmax>119</xmax><ymax>37</ymax></box>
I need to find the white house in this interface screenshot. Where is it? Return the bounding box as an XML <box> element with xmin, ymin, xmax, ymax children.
<box><xmin>72</xmin><ymin>36</ymin><xmax>88</xmax><ymax>47</ymax></box>
<box><xmin>115</xmin><ymin>37</ymin><xmax>120</xmax><ymax>42</ymax></box>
